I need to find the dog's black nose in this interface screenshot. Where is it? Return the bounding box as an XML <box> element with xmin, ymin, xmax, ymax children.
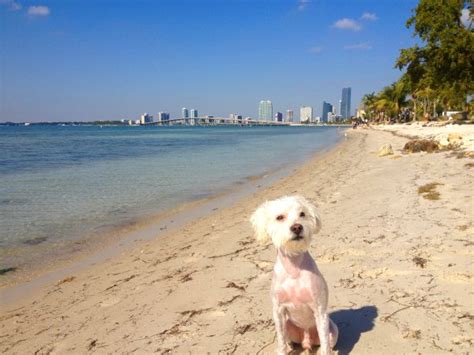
<box><xmin>290</xmin><ymin>223</ymin><xmax>303</xmax><ymax>235</ymax></box>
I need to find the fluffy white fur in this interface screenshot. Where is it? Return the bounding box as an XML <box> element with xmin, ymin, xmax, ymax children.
<box><xmin>250</xmin><ymin>195</ymin><xmax>321</xmax><ymax>254</ymax></box>
<box><xmin>250</xmin><ymin>196</ymin><xmax>338</xmax><ymax>355</ymax></box>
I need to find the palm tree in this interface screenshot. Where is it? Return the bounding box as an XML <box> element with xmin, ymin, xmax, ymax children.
<box><xmin>371</xmin><ymin>81</ymin><xmax>409</xmax><ymax>123</ymax></box>
<box><xmin>361</xmin><ymin>92</ymin><xmax>377</xmax><ymax>121</ymax></box>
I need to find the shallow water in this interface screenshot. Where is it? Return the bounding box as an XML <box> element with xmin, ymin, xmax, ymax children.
<box><xmin>0</xmin><ymin>125</ymin><xmax>341</xmax><ymax>270</ymax></box>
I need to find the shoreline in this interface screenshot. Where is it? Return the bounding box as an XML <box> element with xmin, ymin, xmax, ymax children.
<box><xmin>1</xmin><ymin>127</ymin><xmax>472</xmax><ymax>354</ymax></box>
<box><xmin>0</xmin><ymin>126</ymin><xmax>343</xmax><ymax>289</ymax></box>
<box><xmin>0</xmin><ymin>132</ymin><xmax>345</xmax><ymax>304</ymax></box>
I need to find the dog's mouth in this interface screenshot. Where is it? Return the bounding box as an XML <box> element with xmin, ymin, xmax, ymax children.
<box><xmin>291</xmin><ymin>235</ymin><xmax>304</xmax><ymax>241</ymax></box>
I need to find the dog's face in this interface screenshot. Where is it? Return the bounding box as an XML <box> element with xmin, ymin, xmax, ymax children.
<box><xmin>250</xmin><ymin>196</ymin><xmax>321</xmax><ymax>254</ymax></box>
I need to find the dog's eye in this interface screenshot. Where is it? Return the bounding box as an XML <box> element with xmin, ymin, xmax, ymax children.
<box><xmin>276</xmin><ymin>215</ymin><xmax>285</xmax><ymax>221</ymax></box>
<box><xmin>299</xmin><ymin>212</ymin><xmax>306</xmax><ymax>217</ymax></box>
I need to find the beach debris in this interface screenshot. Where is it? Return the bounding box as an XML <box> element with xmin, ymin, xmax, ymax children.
<box><xmin>412</xmin><ymin>256</ymin><xmax>428</xmax><ymax>268</ymax></box>
<box><xmin>401</xmin><ymin>328</ymin><xmax>421</xmax><ymax>339</ymax></box>
<box><xmin>87</xmin><ymin>339</ymin><xmax>98</xmax><ymax>351</ymax></box>
<box><xmin>158</xmin><ymin>323</ymin><xmax>182</xmax><ymax>336</ymax></box>
<box><xmin>0</xmin><ymin>267</ymin><xmax>17</xmax><ymax>275</ymax></box>
<box><xmin>105</xmin><ymin>274</ymin><xmax>137</xmax><ymax>291</ymax></box>
<box><xmin>417</xmin><ymin>182</ymin><xmax>442</xmax><ymax>200</ymax></box>
<box><xmin>382</xmin><ymin>305</ymin><xmax>412</xmax><ymax>322</ymax></box>
<box><xmin>179</xmin><ymin>271</ymin><xmax>196</xmax><ymax>282</ymax></box>
<box><xmin>22</xmin><ymin>236</ymin><xmax>48</xmax><ymax>245</ymax></box>
<box><xmin>378</xmin><ymin>143</ymin><xmax>394</xmax><ymax>157</ymax></box>
<box><xmin>180</xmin><ymin>307</ymin><xmax>213</xmax><ymax>322</ymax></box>
<box><xmin>56</xmin><ymin>276</ymin><xmax>75</xmax><ymax>286</ymax></box>
<box><xmin>225</xmin><ymin>281</ymin><xmax>246</xmax><ymax>291</ymax></box>
<box><xmin>458</xmin><ymin>313</ymin><xmax>474</xmax><ymax>320</ymax></box>
<box><xmin>235</xmin><ymin>323</ymin><xmax>254</xmax><ymax>335</ymax></box>
<box><xmin>218</xmin><ymin>294</ymin><xmax>242</xmax><ymax>306</ymax></box>
<box><xmin>403</xmin><ymin>139</ymin><xmax>439</xmax><ymax>153</ymax></box>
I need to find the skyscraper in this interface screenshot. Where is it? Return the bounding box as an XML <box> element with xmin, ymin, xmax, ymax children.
<box><xmin>322</xmin><ymin>101</ymin><xmax>333</xmax><ymax>123</ymax></box>
<box><xmin>341</xmin><ymin>87</ymin><xmax>351</xmax><ymax>119</ymax></box>
<box><xmin>157</xmin><ymin>112</ymin><xmax>170</xmax><ymax>122</ymax></box>
<box><xmin>190</xmin><ymin>109</ymin><xmax>198</xmax><ymax>118</ymax></box>
<box><xmin>275</xmin><ymin>112</ymin><xmax>283</xmax><ymax>122</ymax></box>
<box><xmin>300</xmin><ymin>106</ymin><xmax>313</xmax><ymax>123</ymax></box>
<box><xmin>258</xmin><ymin>100</ymin><xmax>273</xmax><ymax>121</ymax></box>
<box><xmin>140</xmin><ymin>113</ymin><xmax>153</xmax><ymax>124</ymax></box>
<box><xmin>182</xmin><ymin>107</ymin><xmax>189</xmax><ymax>119</ymax></box>
<box><xmin>286</xmin><ymin>110</ymin><xmax>294</xmax><ymax>122</ymax></box>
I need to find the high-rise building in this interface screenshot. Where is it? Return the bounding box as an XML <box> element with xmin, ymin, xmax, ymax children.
<box><xmin>286</xmin><ymin>110</ymin><xmax>294</xmax><ymax>122</ymax></box>
<box><xmin>275</xmin><ymin>112</ymin><xmax>283</xmax><ymax>122</ymax></box>
<box><xmin>140</xmin><ymin>113</ymin><xmax>153</xmax><ymax>124</ymax></box>
<box><xmin>258</xmin><ymin>100</ymin><xmax>273</xmax><ymax>121</ymax></box>
<box><xmin>182</xmin><ymin>107</ymin><xmax>189</xmax><ymax>119</ymax></box>
<box><xmin>341</xmin><ymin>87</ymin><xmax>351</xmax><ymax>119</ymax></box>
<box><xmin>157</xmin><ymin>112</ymin><xmax>170</xmax><ymax>122</ymax></box>
<box><xmin>322</xmin><ymin>101</ymin><xmax>333</xmax><ymax>123</ymax></box>
<box><xmin>190</xmin><ymin>109</ymin><xmax>198</xmax><ymax>118</ymax></box>
<box><xmin>300</xmin><ymin>106</ymin><xmax>313</xmax><ymax>123</ymax></box>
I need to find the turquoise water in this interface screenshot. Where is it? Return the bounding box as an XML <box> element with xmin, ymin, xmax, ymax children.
<box><xmin>0</xmin><ymin>125</ymin><xmax>341</xmax><ymax>271</ymax></box>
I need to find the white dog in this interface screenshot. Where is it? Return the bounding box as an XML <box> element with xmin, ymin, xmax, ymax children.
<box><xmin>250</xmin><ymin>196</ymin><xmax>338</xmax><ymax>355</ymax></box>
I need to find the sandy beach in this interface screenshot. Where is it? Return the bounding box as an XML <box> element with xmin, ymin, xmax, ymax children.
<box><xmin>1</xmin><ymin>127</ymin><xmax>473</xmax><ymax>354</ymax></box>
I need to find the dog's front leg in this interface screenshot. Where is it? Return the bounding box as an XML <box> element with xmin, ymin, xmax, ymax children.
<box><xmin>312</xmin><ymin>306</ymin><xmax>331</xmax><ymax>355</ymax></box>
<box><xmin>272</xmin><ymin>298</ymin><xmax>288</xmax><ymax>355</ymax></box>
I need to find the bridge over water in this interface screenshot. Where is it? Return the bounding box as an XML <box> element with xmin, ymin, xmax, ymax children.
<box><xmin>145</xmin><ymin>117</ymin><xmax>290</xmax><ymax>126</ymax></box>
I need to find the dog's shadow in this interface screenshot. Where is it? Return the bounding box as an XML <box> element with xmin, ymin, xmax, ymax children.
<box><xmin>331</xmin><ymin>306</ymin><xmax>378</xmax><ymax>354</ymax></box>
<box><xmin>289</xmin><ymin>305</ymin><xmax>378</xmax><ymax>355</ymax></box>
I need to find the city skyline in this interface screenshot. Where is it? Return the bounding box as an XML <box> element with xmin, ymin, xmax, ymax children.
<box><xmin>1</xmin><ymin>0</ymin><xmax>420</xmax><ymax>122</ymax></box>
<box><xmin>126</xmin><ymin>90</ymin><xmax>351</xmax><ymax>123</ymax></box>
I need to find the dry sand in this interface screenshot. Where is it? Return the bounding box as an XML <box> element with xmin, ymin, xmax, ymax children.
<box><xmin>1</xmin><ymin>128</ymin><xmax>473</xmax><ymax>354</ymax></box>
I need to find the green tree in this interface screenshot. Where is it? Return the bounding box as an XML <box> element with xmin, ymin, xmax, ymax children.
<box><xmin>361</xmin><ymin>92</ymin><xmax>377</xmax><ymax>120</ymax></box>
<box><xmin>396</xmin><ymin>0</ymin><xmax>474</xmax><ymax>116</ymax></box>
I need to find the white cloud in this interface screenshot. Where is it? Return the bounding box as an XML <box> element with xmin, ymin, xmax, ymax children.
<box><xmin>308</xmin><ymin>46</ymin><xmax>323</xmax><ymax>53</ymax></box>
<box><xmin>27</xmin><ymin>5</ymin><xmax>50</xmax><ymax>16</ymax></box>
<box><xmin>344</xmin><ymin>42</ymin><xmax>372</xmax><ymax>50</ymax></box>
<box><xmin>0</xmin><ymin>0</ymin><xmax>22</xmax><ymax>11</ymax></box>
<box><xmin>461</xmin><ymin>8</ymin><xmax>472</xmax><ymax>29</ymax></box>
<box><xmin>332</xmin><ymin>18</ymin><xmax>362</xmax><ymax>31</ymax></box>
<box><xmin>297</xmin><ymin>0</ymin><xmax>310</xmax><ymax>11</ymax></box>
<box><xmin>361</xmin><ymin>12</ymin><xmax>378</xmax><ymax>21</ymax></box>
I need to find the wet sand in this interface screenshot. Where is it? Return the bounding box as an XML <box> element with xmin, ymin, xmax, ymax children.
<box><xmin>1</xmin><ymin>128</ymin><xmax>473</xmax><ymax>354</ymax></box>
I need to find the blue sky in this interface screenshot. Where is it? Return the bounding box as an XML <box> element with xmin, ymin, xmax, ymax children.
<box><xmin>1</xmin><ymin>0</ymin><xmax>419</xmax><ymax>122</ymax></box>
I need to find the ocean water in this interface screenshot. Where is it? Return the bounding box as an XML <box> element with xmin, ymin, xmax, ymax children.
<box><xmin>0</xmin><ymin>125</ymin><xmax>341</xmax><ymax>271</ymax></box>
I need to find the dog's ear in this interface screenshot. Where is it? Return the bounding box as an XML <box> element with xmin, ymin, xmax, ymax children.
<box><xmin>297</xmin><ymin>196</ymin><xmax>322</xmax><ymax>234</ymax></box>
<box><xmin>250</xmin><ymin>202</ymin><xmax>270</xmax><ymax>244</ymax></box>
